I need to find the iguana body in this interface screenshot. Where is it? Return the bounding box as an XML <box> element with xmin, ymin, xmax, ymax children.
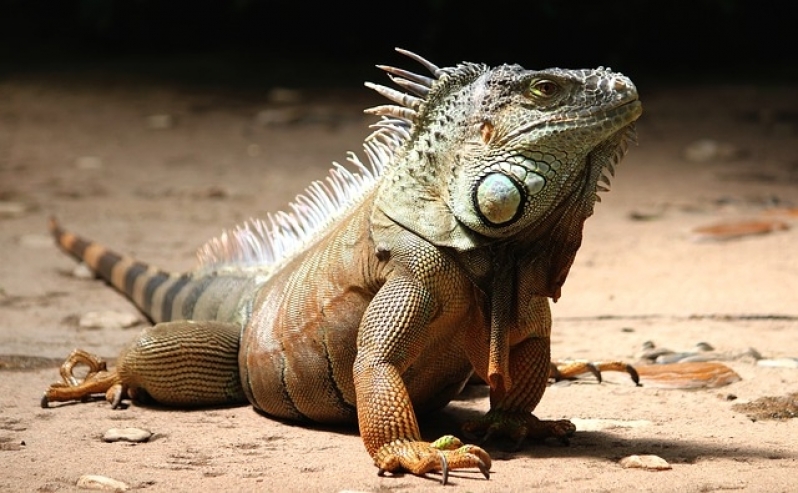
<box><xmin>44</xmin><ymin>49</ymin><xmax>642</xmax><ymax>483</ymax></box>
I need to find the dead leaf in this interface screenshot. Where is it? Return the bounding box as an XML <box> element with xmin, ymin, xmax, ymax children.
<box><xmin>636</xmin><ymin>362</ymin><xmax>741</xmax><ymax>389</ymax></box>
<box><xmin>691</xmin><ymin>219</ymin><xmax>788</xmax><ymax>241</ymax></box>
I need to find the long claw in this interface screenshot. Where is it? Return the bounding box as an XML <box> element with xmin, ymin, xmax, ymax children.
<box><xmin>586</xmin><ymin>362</ymin><xmax>602</xmax><ymax>383</ymax></box>
<box><xmin>625</xmin><ymin>364</ymin><xmax>641</xmax><ymax>386</ymax></box>
<box><xmin>109</xmin><ymin>386</ymin><xmax>125</xmax><ymax>409</ymax></box>
<box><xmin>438</xmin><ymin>450</ymin><xmax>448</xmax><ymax>485</ymax></box>
<box><xmin>478</xmin><ymin>458</ymin><xmax>490</xmax><ymax>479</ymax></box>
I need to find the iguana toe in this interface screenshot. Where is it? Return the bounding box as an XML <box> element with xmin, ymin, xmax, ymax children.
<box><xmin>375</xmin><ymin>437</ymin><xmax>491</xmax><ymax>485</ymax></box>
<box><xmin>463</xmin><ymin>411</ymin><xmax>576</xmax><ymax>449</ymax></box>
<box><xmin>41</xmin><ymin>349</ymin><xmax>121</xmax><ymax>406</ymax></box>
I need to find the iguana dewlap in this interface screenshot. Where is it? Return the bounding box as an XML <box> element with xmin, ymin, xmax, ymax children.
<box><xmin>43</xmin><ymin>49</ymin><xmax>642</xmax><ymax>484</ymax></box>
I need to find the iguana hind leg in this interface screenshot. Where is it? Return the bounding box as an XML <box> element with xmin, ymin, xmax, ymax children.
<box><xmin>42</xmin><ymin>320</ymin><xmax>247</xmax><ymax>408</ymax></box>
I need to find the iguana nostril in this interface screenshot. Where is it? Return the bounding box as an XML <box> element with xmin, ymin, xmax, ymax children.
<box><xmin>480</xmin><ymin>121</ymin><xmax>495</xmax><ymax>145</ymax></box>
<box><xmin>475</xmin><ymin>173</ymin><xmax>523</xmax><ymax>225</ymax></box>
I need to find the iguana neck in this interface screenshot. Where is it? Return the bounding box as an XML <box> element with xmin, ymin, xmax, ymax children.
<box><xmin>453</xmin><ymin>166</ymin><xmax>595</xmax><ymax>301</ymax></box>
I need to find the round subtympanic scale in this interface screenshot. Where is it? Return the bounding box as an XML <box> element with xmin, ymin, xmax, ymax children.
<box><xmin>476</xmin><ymin>173</ymin><xmax>522</xmax><ymax>225</ymax></box>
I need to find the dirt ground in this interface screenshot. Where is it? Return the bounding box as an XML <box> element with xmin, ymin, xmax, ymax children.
<box><xmin>0</xmin><ymin>63</ymin><xmax>796</xmax><ymax>492</ymax></box>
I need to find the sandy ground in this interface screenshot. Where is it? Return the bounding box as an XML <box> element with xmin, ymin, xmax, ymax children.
<box><xmin>0</xmin><ymin>66</ymin><xmax>797</xmax><ymax>492</ymax></box>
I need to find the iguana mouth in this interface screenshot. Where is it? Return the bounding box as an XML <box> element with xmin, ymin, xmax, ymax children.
<box><xmin>608</xmin><ymin>98</ymin><xmax>643</xmax><ymax>118</ymax></box>
<box><xmin>609</xmin><ymin>96</ymin><xmax>641</xmax><ymax>110</ymax></box>
<box><xmin>551</xmin><ymin>98</ymin><xmax>642</xmax><ymax>125</ymax></box>
<box><xmin>506</xmin><ymin>97</ymin><xmax>641</xmax><ymax>142</ymax></box>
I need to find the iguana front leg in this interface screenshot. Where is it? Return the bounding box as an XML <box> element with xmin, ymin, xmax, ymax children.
<box><xmin>462</xmin><ymin>284</ymin><xmax>575</xmax><ymax>448</ymax></box>
<box><xmin>353</xmin><ymin>275</ymin><xmax>490</xmax><ymax>484</ymax></box>
<box><xmin>463</xmin><ymin>336</ymin><xmax>577</xmax><ymax>447</ymax></box>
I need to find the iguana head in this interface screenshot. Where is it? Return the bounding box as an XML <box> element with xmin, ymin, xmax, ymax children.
<box><xmin>369</xmin><ymin>50</ymin><xmax>642</xmax><ymax>253</ymax></box>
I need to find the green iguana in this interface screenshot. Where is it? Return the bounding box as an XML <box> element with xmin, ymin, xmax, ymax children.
<box><xmin>43</xmin><ymin>48</ymin><xmax>642</xmax><ymax>484</ymax></box>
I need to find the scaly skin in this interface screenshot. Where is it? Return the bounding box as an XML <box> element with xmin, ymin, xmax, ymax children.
<box><xmin>43</xmin><ymin>49</ymin><xmax>642</xmax><ymax>484</ymax></box>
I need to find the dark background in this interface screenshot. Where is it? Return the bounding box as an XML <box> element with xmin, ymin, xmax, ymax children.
<box><xmin>0</xmin><ymin>0</ymin><xmax>794</xmax><ymax>88</ymax></box>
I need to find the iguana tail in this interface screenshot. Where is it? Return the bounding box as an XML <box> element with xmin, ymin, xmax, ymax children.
<box><xmin>49</xmin><ymin>218</ymin><xmax>249</xmax><ymax>324</ymax></box>
<box><xmin>47</xmin><ymin>218</ymin><xmax>249</xmax><ymax>407</ymax></box>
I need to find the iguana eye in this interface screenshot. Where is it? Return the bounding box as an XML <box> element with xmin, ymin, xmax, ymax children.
<box><xmin>528</xmin><ymin>79</ymin><xmax>559</xmax><ymax>98</ymax></box>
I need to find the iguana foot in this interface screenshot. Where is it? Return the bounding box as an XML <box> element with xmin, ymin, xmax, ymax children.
<box><xmin>41</xmin><ymin>349</ymin><xmax>126</xmax><ymax>408</ymax></box>
<box><xmin>550</xmin><ymin>360</ymin><xmax>640</xmax><ymax>386</ymax></box>
<box><xmin>462</xmin><ymin>410</ymin><xmax>576</xmax><ymax>449</ymax></box>
<box><xmin>374</xmin><ymin>436</ymin><xmax>491</xmax><ymax>485</ymax></box>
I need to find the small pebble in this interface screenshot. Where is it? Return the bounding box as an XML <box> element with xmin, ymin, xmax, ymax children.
<box><xmin>79</xmin><ymin>311</ymin><xmax>141</xmax><ymax>329</ymax></box>
<box><xmin>254</xmin><ymin>108</ymin><xmax>303</xmax><ymax>125</ymax></box>
<box><xmin>19</xmin><ymin>234</ymin><xmax>53</xmax><ymax>248</ymax></box>
<box><xmin>683</xmin><ymin>139</ymin><xmax>742</xmax><ymax>162</ymax></box>
<box><xmin>76</xmin><ymin>474</ymin><xmax>128</xmax><ymax>491</ymax></box>
<box><xmin>757</xmin><ymin>358</ymin><xmax>798</xmax><ymax>369</ymax></box>
<box><xmin>673</xmin><ymin>353</ymin><xmax>721</xmax><ymax>363</ymax></box>
<box><xmin>147</xmin><ymin>114</ymin><xmax>174</xmax><ymax>130</ymax></box>
<box><xmin>655</xmin><ymin>352</ymin><xmax>697</xmax><ymax>364</ymax></box>
<box><xmin>639</xmin><ymin>347</ymin><xmax>675</xmax><ymax>361</ymax></box>
<box><xmin>192</xmin><ymin>186</ymin><xmax>228</xmax><ymax>199</ymax></box>
<box><xmin>619</xmin><ymin>454</ymin><xmax>672</xmax><ymax>470</ymax></box>
<box><xmin>72</xmin><ymin>263</ymin><xmax>95</xmax><ymax>279</ymax></box>
<box><xmin>0</xmin><ymin>201</ymin><xmax>29</xmax><ymax>217</ymax></box>
<box><xmin>103</xmin><ymin>427</ymin><xmax>152</xmax><ymax>443</ymax></box>
<box><xmin>0</xmin><ymin>440</ymin><xmax>25</xmax><ymax>451</ymax></box>
<box><xmin>570</xmin><ymin>418</ymin><xmax>652</xmax><ymax>432</ymax></box>
<box><xmin>266</xmin><ymin>87</ymin><xmax>303</xmax><ymax>104</ymax></box>
<box><xmin>741</xmin><ymin>347</ymin><xmax>763</xmax><ymax>361</ymax></box>
<box><xmin>75</xmin><ymin>156</ymin><xmax>103</xmax><ymax>170</ymax></box>
<box><xmin>247</xmin><ymin>144</ymin><xmax>261</xmax><ymax>157</ymax></box>
<box><xmin>628</xmin><ymin>207</ymin><xmax>665</xmax><ymax>221</ymax></box>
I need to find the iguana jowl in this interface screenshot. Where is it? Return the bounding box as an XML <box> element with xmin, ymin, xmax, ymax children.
<box><xmin>44</xmin><ymin>49</ymin><xmax>642</xmax><ymax>483</ymax></box>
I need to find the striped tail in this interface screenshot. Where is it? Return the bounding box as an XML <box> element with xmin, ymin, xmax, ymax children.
<box><xmin>50</xmin><ymin>217</ymin><xmax>194</xmax><ymax>324</ymax></box>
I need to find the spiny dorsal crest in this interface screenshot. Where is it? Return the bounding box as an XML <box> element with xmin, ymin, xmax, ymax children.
<box><xmin>197</xmin><ymin>48</ymin><xmax>467</xmax><ymax>271</ymax></box>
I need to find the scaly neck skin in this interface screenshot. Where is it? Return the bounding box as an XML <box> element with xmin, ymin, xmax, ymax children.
<box><xmin>451</xmin><ymin>154</ymin><xmax>594</xmax><ymax>301</ymax></box>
